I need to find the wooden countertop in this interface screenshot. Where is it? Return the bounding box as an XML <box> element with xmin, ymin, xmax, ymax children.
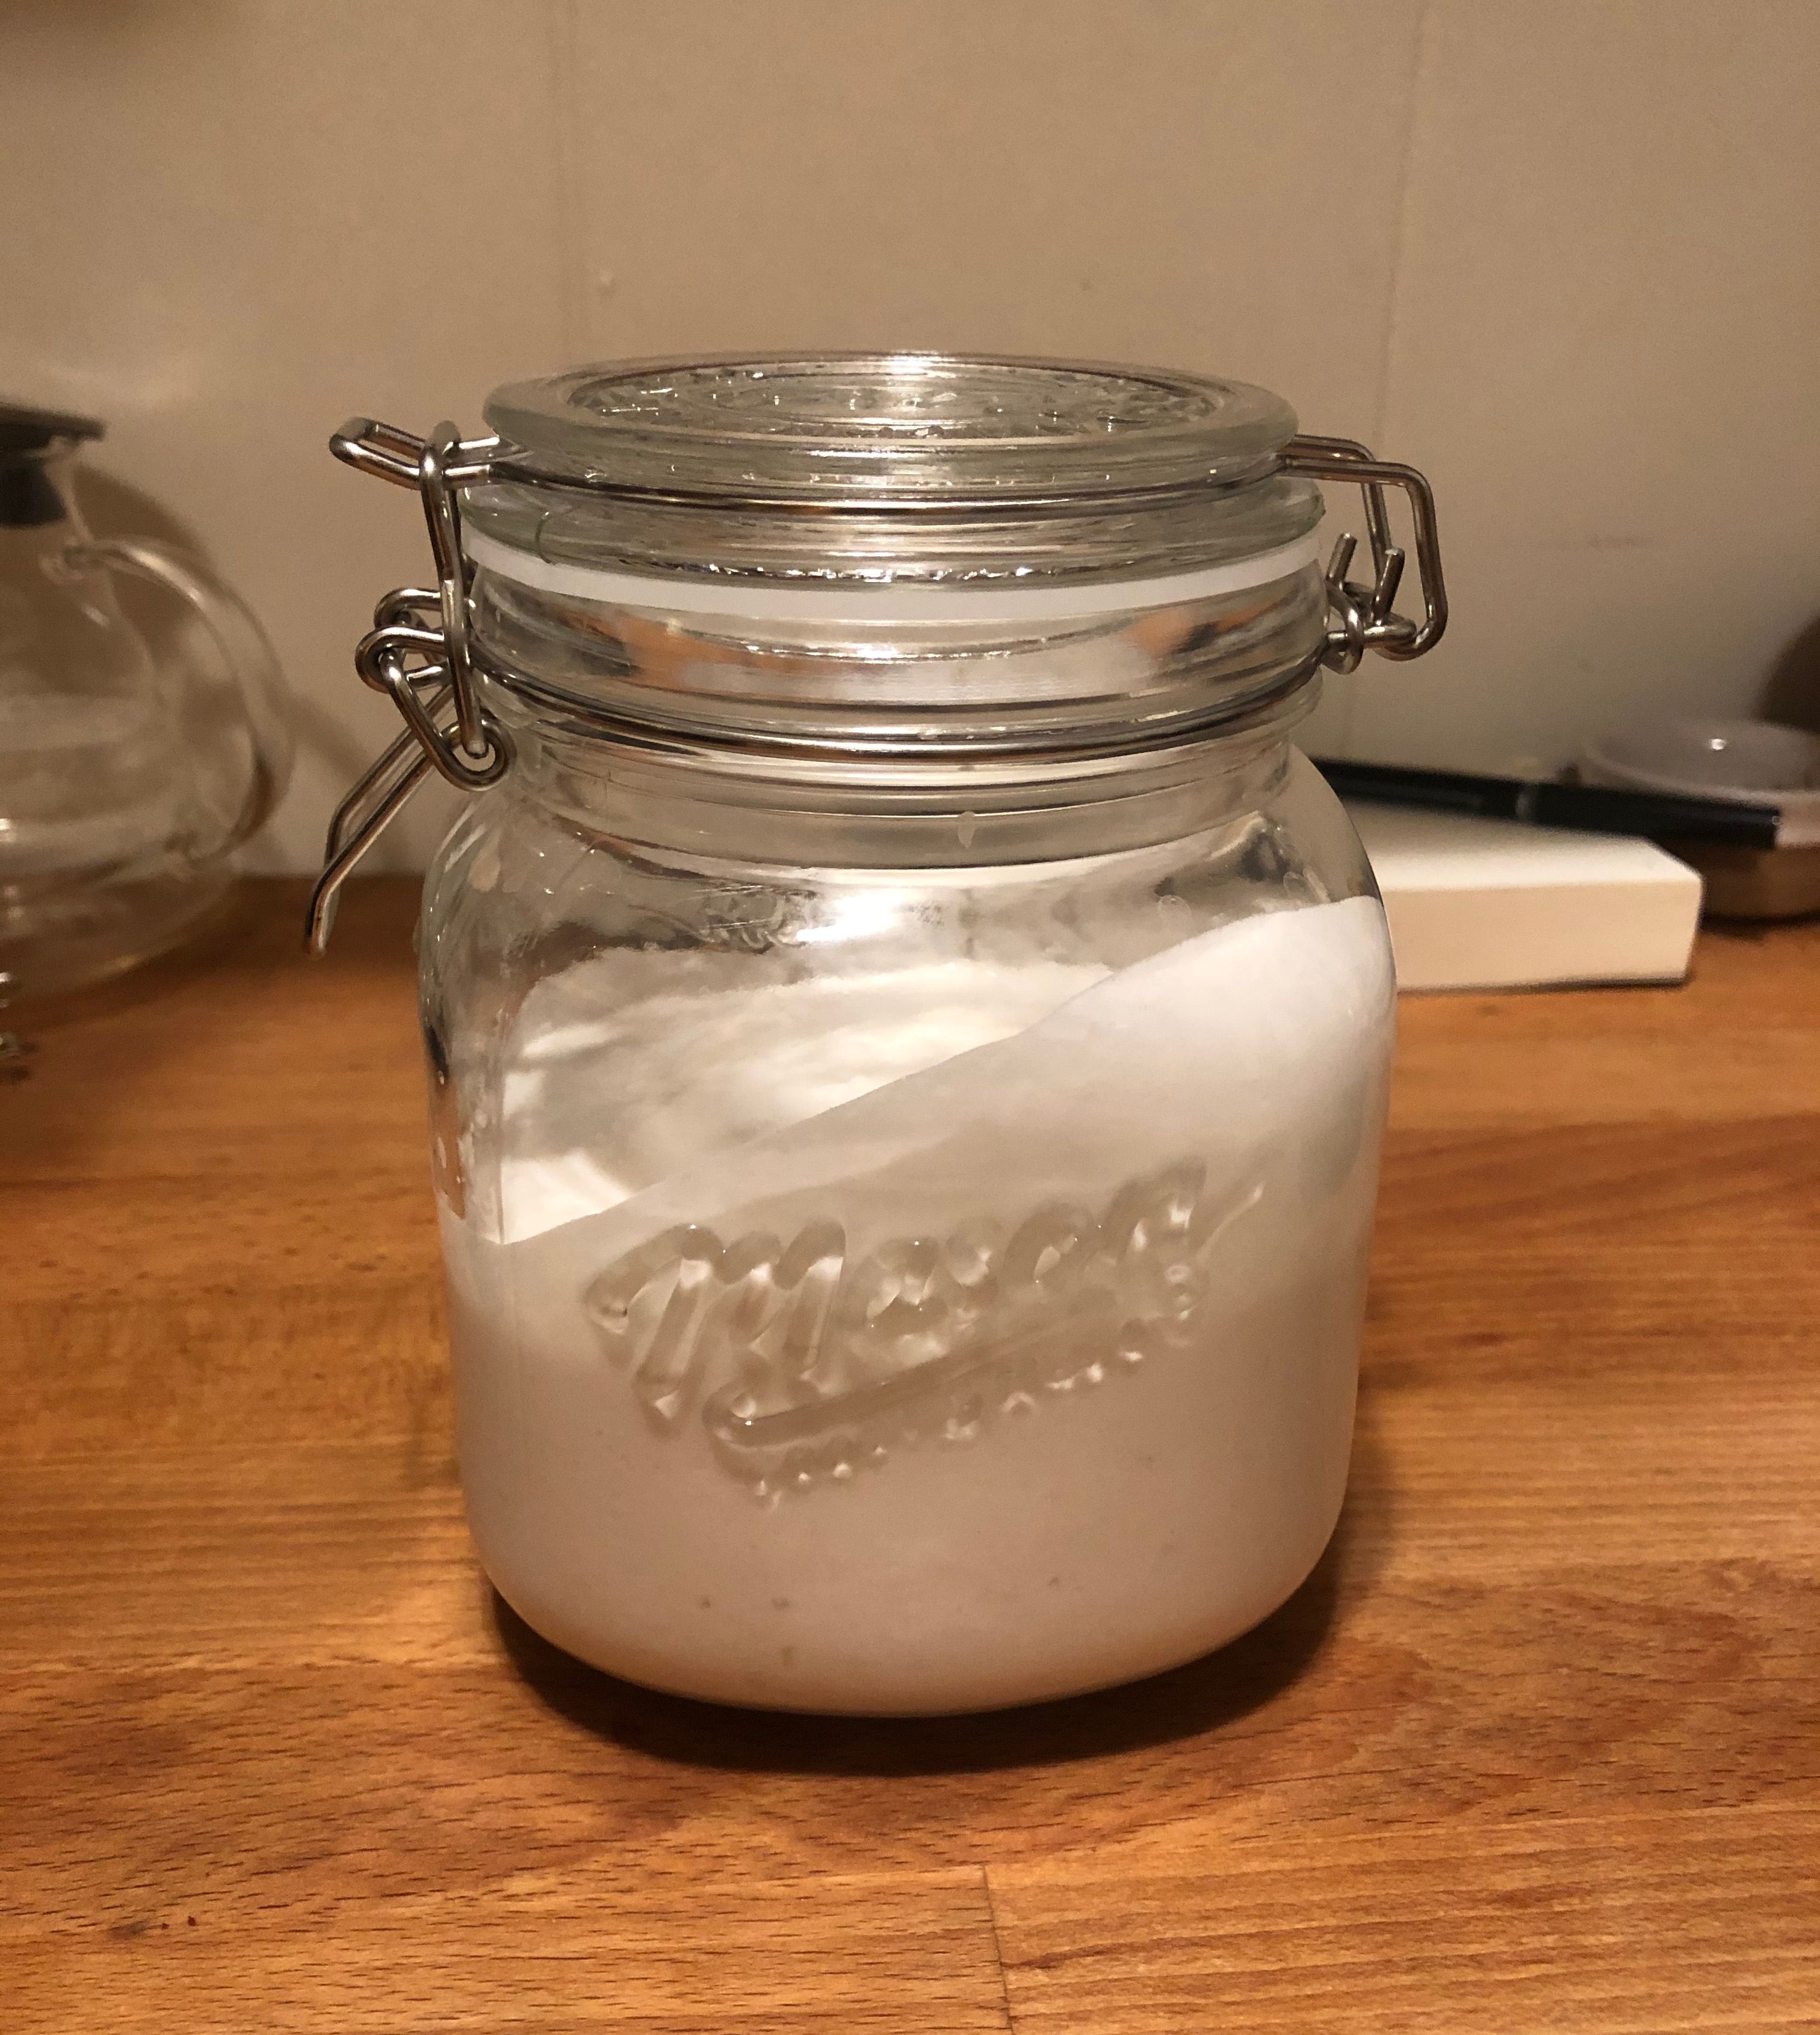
<box><xmin>4</xmin><ymin>878</ymin><xmax>1816</xmax><ymax>2033</ymax></box>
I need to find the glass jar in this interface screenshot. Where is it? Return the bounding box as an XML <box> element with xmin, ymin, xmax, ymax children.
<box><xmin>317</xmin><ymin>355</ymin><xmax>1446</xmax><ymax>1715</ymax></box>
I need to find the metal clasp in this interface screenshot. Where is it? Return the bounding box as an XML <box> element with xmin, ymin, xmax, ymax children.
<box><xmin>306</xmin><ymin>420</ymin><xmax>513</xmax><ymax>952</ymax></box>
<box><xmin>1278</xmin><ymin>436</ymin><xmax>1447</xmax><ymax>674</ymax></box>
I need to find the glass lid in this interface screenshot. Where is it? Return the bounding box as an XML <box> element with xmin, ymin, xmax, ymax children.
<box><xmin>466</xmin><ymin>353</ymin><xmax>1322</xmax><ymax>592</ymax></box>
<box><xmin>483</xmin><ymin>353</ymin><xmax>1299</xmax><ymax>504</ymax></box>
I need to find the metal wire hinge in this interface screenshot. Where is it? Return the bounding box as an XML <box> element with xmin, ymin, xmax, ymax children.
<box><xmin>1279</xmin><ymin>436</ymin><xmax>1447</xmax><ymax>674</ymax></box>
<box><xmin>305</xmin><ymin>421</ymin><xmax>513</xmax><ymax>952</ymax></box>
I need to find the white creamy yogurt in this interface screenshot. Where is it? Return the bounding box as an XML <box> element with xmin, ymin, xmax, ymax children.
<box><xmin>441</xmin><ymin>894</ymin><xmax>1394</xmax><ymax>1713</ymax></box>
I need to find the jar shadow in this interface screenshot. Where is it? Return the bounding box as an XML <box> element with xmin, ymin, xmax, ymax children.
<box><xmin>488</xmin><ymin>1410</ymin><xmax>1393</xmax><ymax>1778</ymax></box>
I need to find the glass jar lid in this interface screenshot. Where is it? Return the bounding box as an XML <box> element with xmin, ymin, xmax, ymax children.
<box><xmin>484</xmin><ymin>353</ymin><xmax>1298</xmax><ymax>503</ymax></box>
<box><xmin>466</xmin><ymin>353</ymin><xmax>1323</xmax><ymax>595</ymax></box>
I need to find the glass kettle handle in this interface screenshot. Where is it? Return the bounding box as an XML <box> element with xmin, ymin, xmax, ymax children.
<box><xmin>64</xmin><ymin>537</ymin><xmax>294</xmax><ymax>845</ymax></box>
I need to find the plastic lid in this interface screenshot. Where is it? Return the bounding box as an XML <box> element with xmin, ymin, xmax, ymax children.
<box><xmin>0</xmin><ymin>401</ymin><xmax>104</xmax><ymax>459</ymax></box>
<box><xmin>483</xmin><ymin>353</ymin><xmax>1299</xmax><ymax>505</ymax></box>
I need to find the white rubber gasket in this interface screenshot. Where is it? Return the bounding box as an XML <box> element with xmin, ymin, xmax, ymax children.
<box><xmin>464</xmin><ymin>528</ymin><xmax>1319</xmax><ymax>625</ymax></box>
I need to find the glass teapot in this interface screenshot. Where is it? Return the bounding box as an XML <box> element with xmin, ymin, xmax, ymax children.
<box><xmin>0</xmin><ymin>403</ymin><xmax>291</xmax><ymax>1002</ymax></box>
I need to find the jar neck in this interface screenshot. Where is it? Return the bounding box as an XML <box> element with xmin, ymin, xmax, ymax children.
<box><xmin>480</xmin><ymin>672</ymin><xmax>1319</xmax><ymax>870</ymax></box>
<box><xmin>470</xmin><ymin>556</ymin><xmax>1328</xmax><ymax>751</ymax></box>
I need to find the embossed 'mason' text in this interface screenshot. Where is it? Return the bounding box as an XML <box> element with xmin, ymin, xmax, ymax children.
<box><xmin>582</xmin><ymin>1160</ymin><xmax>1260</xmax><ymax>1494</ymax></box>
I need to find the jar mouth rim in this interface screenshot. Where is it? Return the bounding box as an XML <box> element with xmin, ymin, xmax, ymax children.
<box><xmin>465</xmin><ymin>528</ymin><xmax>1321</xmax><ymax>625</ymax></box>
<box><xmin>482</xmin><ymin>352</ymin><xmax>1301</xmax><ymax>506</ymax></box>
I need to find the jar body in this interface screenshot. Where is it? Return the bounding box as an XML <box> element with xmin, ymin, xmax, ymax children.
<box><xmin>420</xmin><ymin>700</ymin><xmax>1393</xmax><ymax>1713</ymax></box>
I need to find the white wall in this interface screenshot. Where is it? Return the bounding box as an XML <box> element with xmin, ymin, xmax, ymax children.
<box><xmin>5</xmin><ymin>0</ymin><xmax>1817</xmax><ymax>871</ymax></box>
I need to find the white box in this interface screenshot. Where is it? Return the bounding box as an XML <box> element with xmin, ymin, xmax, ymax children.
<box><xmin>1346</xmin><ymin>801</ymin><xmax>1703</xmax><ymax>992</ymax></box>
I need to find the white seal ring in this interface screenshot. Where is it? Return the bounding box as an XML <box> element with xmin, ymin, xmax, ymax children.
<box><xmin>464</xmin><ymin>528</ymin><xmax>1320</xmax><ymax>628</ymax></box>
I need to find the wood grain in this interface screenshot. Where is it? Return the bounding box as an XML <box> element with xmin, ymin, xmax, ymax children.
<box><xmin>3</xmin><ymin>879</ymin><xmax>1816</xmax><ymax>2032</ymax></box>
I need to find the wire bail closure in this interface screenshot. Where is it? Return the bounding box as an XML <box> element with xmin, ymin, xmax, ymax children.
<box><xmin>305</xmin><ymin>416</ymin><xmax>1446</xmax><ymax>953</ymax></box>
<box><xmin>1278</xmin><ymin>435</ymin><xmax>1447</xmax><ymax>675</ymax></box>
<box><xmin>305</xmin><ymin>421</ymin><xmax>512</xmax><ymax>952</ymax></box>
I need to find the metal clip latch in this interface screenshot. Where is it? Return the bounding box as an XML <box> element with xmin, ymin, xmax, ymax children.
<box><xmin>1278</xmin><ymin>436</ymin><xmax>1447</xmax><ymax>674</ymax></box>
<box><xmin>306</xmin><ymin>421</ymin><xmax>512</xmax><ymax>952</ymax></box>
